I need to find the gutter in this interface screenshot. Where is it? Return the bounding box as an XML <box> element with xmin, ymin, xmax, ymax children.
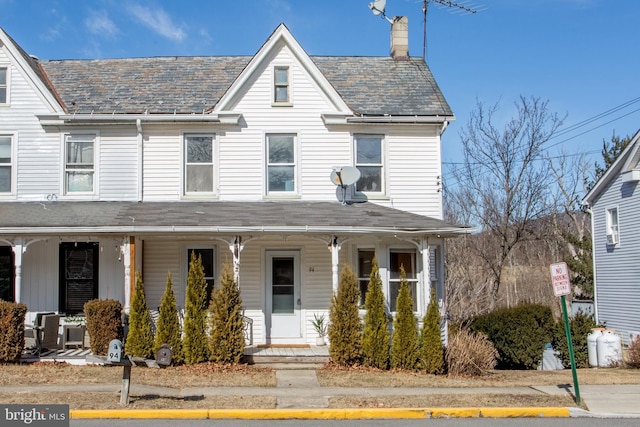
<box><xmin>0</xmin><ymin>224</ymin><xmax>475</xmax><ymax>238</ymax></box>
<box><xmin>37</xmin><ymin>112</ymin><xmax>242</xmax><ymax>126</ymax></box>
<box><xmin>322</xmin><ymin>113</ymin><xmax>454</xmax><ymax>125</ymax></box>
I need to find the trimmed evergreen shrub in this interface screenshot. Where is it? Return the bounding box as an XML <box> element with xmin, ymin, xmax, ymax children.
<box><xmin>0</xmin><ymin>300</ymin><xmax>28</xmax><ymax>362</ymax></box>
<box><xmin>420</xmin><ymin>288</ymin><xmax>445</xmax><ymax>374</ymax></box>
<box><xmin>154</xmin><ymin>272</ymin><xmax>183</xmax><ymax>364</ymax></box>
<box><xmin>390</xmin><ymin>266</ymin><xmax>420</xmax><ymax>370</ymax></box>
<box><xmin>84</xmin><ymin>299</ymin><xmax>124</xmax><ymax>356</ymax></box>
<box><xmin>209</xmin><ymin>262</ymin><xmax>245</xmax><ymax>364</ymax></box>
<box><xmin>183</xmin><ymin>251</ymin><xmax>210</xmax><ymax>364</ymax></box>
<box><xmin>551</xmin><ymin>310</ymin><xmax>596</xmax><ymax>369</ymax></box>
<box><xmin>446</xmin><ymin>328</ymin><xmax>498</xmax><ymax>376</ymax></box>
<box><xmin>328</xmin><ymin>263</ymin><xmax>362</xmax><ymax>366</ymax></box>
<box><xmin>125</xmin><ymin>271</ymin><xmax>154</xmax><ymax>358</ymax></box>
<box><xmin>362</xmin><ymin>258</ymin><xmax>390</xmax><ymax>369</ymax></box>
<box><xmin>469</xmin><ymin>303</ymin><xmax>554</xmax><ymax>370</ymax></box>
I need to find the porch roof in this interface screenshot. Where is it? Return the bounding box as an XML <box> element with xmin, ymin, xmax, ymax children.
<box><xmin>0</xmin><ymin>201</ymin><xmax>472</xmax><ymax>238</ymax></box>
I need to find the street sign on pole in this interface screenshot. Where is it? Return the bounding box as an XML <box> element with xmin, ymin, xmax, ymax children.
<box><xmin>549</xmin><ymin>261</ymin><xmax>581</xmax><ymax>406</ymax></box>
<box><xmin>550</xmin><ymin>262</ymin><xmax>571</xmax><ymax>297</ymax></box>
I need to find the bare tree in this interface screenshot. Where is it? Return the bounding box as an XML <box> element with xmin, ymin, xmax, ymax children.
<box><xmin>447</xmin><ymin>96</ymin><xmax>564</xmax><ymax>298</ymax></box>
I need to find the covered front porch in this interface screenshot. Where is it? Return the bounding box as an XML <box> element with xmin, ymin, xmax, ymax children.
<box><xmin>1</xmin><ymin>200</ymin><xmax>472</xmax><ymax>346</ymax></box>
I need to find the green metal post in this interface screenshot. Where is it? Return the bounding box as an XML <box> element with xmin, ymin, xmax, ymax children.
<box><xmin>561</xmin><ymin>295</ymin><xmax>581</xmax><ymax>405</ymax></box>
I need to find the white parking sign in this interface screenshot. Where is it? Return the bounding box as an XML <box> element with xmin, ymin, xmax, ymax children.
<box><xmin>550</xmin><ymin>262</ymin><xmax>571</xmax><ymax>297</ymax></box>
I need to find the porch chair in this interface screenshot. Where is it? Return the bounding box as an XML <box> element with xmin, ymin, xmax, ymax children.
<box><xmin>24</xmin><ymin>313</ymin><xmax>61</xmax><ymax>355</ymax></box>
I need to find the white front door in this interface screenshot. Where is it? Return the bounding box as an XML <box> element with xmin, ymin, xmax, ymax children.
<box><xmin>266</xmin><ymin>251</ymin><xmax>301</xmax><ymax>341</ymax></box>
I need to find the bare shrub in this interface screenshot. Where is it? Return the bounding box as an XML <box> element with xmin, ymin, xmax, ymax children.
<box><xmin>626</xmin><ymin>337</ymin><xmax>640</xmax><ymax>369</ymax></box>
<box><xmin>446</xmin><ymin>328</ymin><xmax>498</xmax><ymax>377</ymax></box>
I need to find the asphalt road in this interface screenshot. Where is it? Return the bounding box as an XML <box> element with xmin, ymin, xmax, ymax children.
<box><xmin>71</xmin><ymin>418</ymin><xmax>640</xmax><ymax>427</ymax></box>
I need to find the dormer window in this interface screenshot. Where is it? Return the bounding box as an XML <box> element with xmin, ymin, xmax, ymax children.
<box><xmin>0</xmin><ymin>67</ymin><xmax>7</xmax><ymax>104</ymax></box>
<box><xmin>274</xmin><ymin>66</ymin><xmax>290</xmax><ymax>103</ymax></box>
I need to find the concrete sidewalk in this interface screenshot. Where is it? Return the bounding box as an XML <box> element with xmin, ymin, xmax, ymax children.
<box><xmin>3</xmin><ymin>369</ymin><xmax>640</xmax><ymax>419</ymax></box>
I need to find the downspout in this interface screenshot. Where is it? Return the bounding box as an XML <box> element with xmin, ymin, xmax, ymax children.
<box><xmin>136</xmin><ymin>119</ymin><xmax>143</xmax><ymax>202</ymax></box>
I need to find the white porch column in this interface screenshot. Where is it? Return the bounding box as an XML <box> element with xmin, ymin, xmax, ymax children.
<box><xmin>122</xmin><ymin>238</ymin><xmax>132</xmax><ymax>311</ymax></box>
<box><xmin>421</xmin><ymin>237</ymin><xmax>431</xmax><ymax>313</ymax></box>
<box><xmin>330</xmin><ymin>236</ymin><xmax>342</xmax><ymax>294</ymax></box>
<box><xmin>229</xmin><ymin>236</ymin><xmax>243</xmax><ymax>284</ymax></box>
<box><xmin>11</xmin><ymin>239</ymin><xmax>24</xmax><ymax>304</ymax></box>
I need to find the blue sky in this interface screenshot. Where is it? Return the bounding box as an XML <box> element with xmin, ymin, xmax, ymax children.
<box><xmin>2</xmin><ymin>0</ymin><xmax>639</xmax><ymax>181</ymax></box>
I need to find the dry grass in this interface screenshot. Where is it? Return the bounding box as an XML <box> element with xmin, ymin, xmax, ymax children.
<box><xmin>0</xmin><ymin>392</ymin><xmax>276</xmax><ymax>409</ymax></box>
<box><xmin>1</xmin><ymin>361</ymin><xmax>638</xmax><ymax>409</ymax></box>
<box><xmin>317</xmin><ymin>364</ymin><xmax>640</xmax><ymax>388</ymax></box>
<box><xmin>329</xmin><ymin>394</ymin><xmax>576</xmax><ymax>409</ymax></box>
<box><xmin>0</xmin><ymin>362</ymin><xmax>276</xmax><ymax>388</ymax></box>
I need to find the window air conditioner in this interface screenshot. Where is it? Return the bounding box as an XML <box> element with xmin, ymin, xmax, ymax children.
<box><xmin>606</xmin><ymin>233</ymin><xmax>618</xmax><ymax>245</ymax></box>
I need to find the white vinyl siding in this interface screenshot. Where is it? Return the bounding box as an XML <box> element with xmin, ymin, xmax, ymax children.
<box><xmin>592</xmin><ymin>172</ymin><xmax>640</xmax><ymax>345</ymax></box>
<box><xmin>143</xmin><ymin>127</ymin><xmax>182</xmax><ymax>200</ymax></box>
<box><xmin>99</xmin><ymin>128</ymin><xmax>138</xmax><ymax>200</ymax></box>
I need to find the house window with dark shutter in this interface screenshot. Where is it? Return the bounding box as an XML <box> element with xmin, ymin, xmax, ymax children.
<box><xmin>0</xmin><ymin>246</ymin><xmax>14</xmax><ymax>302</ymax></box>
<box><xmin>59</xmin><ymin>242</ymin><xmax>99</xmax><ymax>314</ymax></box>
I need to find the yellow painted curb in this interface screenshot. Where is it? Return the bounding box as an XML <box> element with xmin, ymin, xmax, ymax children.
<box><xmin>71</xmin><ymin>407</ymin><xmax>572</xmax><ymax>419</ymax></box>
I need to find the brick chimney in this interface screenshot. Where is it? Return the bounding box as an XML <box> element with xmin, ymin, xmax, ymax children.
<box><xmin>390</xmin><ymin>16</ymin><xmax>409</xmax><ymax>60</ymax></box>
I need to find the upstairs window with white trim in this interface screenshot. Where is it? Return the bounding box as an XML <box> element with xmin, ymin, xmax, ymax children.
<box><xmin>65</xmin><ymin>134</ymin><xmax>95</xmax><ymax>194</ymax></box>
<box><xmin>185</xmin><ymin>134</ymin><xmax>214</xmax><ymax>194</ymax></box>
<box><xmin>267</xmin><ymin>134</ymin><xmax>296</xmax><ymax>194</ymax></box>
<box><xmin>0</xmin><ymin>136</ymin><xmax>12</xmax><ymax>193</ymax></box>
<box><xmin>355</xmin><ymin>135</ymin><xmax>383</xmax><ymax>193</ymax></box>
<box><xmin>0</xmin><ymin>67</ymin><xmax>7</xmax><ymax>104</ymax></box>
<box><xmin>274</xmin><ymin>66</ymin><xmax>290</xmax><ymax>104</ymax></box>
<box><xmin>606</xmin><ymin>207</ymin><xmax>619</xmax><ymax>246</ymax></box>
<box><xmin>389</xmin><ymin>249</ymin><xmax>417</xmax><ymax>312</ymax></box>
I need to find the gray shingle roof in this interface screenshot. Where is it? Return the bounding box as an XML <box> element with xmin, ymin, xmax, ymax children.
<box><xmin>39</xmin><ymin>55</ymin><xmax>452</xmax><ymax>116</ymax></box>
<box><xmin>0</xmin><ymin>201</ymin><xmax>470</xmax><ymax>236</ymax></box>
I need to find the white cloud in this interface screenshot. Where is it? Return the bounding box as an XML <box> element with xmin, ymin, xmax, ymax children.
<box><xmin>127</xmin><ymin>4</ymin><xmax>186</xmax><ymax>42</ymax></box>
<box><xmin>85</xmin><ymin>9</ymin><xmax>118</xmax><ymax>37</ymax></box>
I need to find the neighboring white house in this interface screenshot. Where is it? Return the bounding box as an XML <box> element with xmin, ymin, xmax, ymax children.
<box><xmin>582</xmin><ymin>129</ymin><xmax>640</xmax><ymax>345</ymax></box>
<box><xmin>0</xmin><ymin>19</ymin><xmax>471</xmax><ymax>345</ymax></box>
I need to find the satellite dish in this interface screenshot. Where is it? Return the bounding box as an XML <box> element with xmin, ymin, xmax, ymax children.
<box><xmin>368</xmin><ymin>0</ymin><xmax>392</xmax><ymax>23</ymax></box>
<box><xmin>330</xmin><ymin>166</ymin><xmax>361</xmax><ymax>205</ymax></box>
<box><xmin>331</xmin><ymin>166</ymin><xmax>361</xmax><ymax>187</ymax></box>
<box><xmin>368</xmin><ymin>0</ymin><xmax>386</xmax><ymax>16</ymax></box>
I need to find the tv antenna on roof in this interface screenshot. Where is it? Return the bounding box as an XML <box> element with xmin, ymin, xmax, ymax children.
<box><xmin>368</xmin><ymin>0</ymin><xmax>393</xmax><ymax>24</ymax></box>
<box><xmin>330</xmin><ymin>166</ymin><xmax>361</xmax><ymax>205</ymax></box>
<box><xmin>422</xmin><ymin>0</ymin><xmax>480</xmax><ymax>59</ymax></box>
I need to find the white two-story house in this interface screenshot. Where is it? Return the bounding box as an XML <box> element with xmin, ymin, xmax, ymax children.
<box><xmin>0</xmin><ymin>19</ymin><xmax>471</xmax><ymax>345</ymax></box>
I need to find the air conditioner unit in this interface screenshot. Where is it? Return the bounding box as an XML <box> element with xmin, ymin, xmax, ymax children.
<box><xmin>606</xmin><ymin>233</ymin><xmax>618</xmax><ymax>245</ymax></box>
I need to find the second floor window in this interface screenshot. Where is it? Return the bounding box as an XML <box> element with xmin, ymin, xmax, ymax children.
<box><xmin>0</xmin><ymin>136</ymin><xmax>12</xmax><ymax>193</ymax></box>
<box><xmin>355</xmin><ymin>135</ymin><xmax>383</xmax><ymax>193</ymax></box>
<box><xmin>267</xmin><ymin>134</ymin><xmax>296</xmax><ymax>193</ymax></box>
<box><xmin>274</xmin><ymin>67</ymin><xmax>289</xmax><ymax>103</ymax></box>
<box><xmin>185</xmin><ymin>134</ymin><xmax>214</xmax><ymax>194</ymax></box>
<box><xmin>65</xmin><ymin>134</ymin><xmax>95</xmax><ymax>193</ymax></box>
<box><xmin>0</xmin><ymin>67</ymin><xmax>7</xmax><ymax>104</ymax></box>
